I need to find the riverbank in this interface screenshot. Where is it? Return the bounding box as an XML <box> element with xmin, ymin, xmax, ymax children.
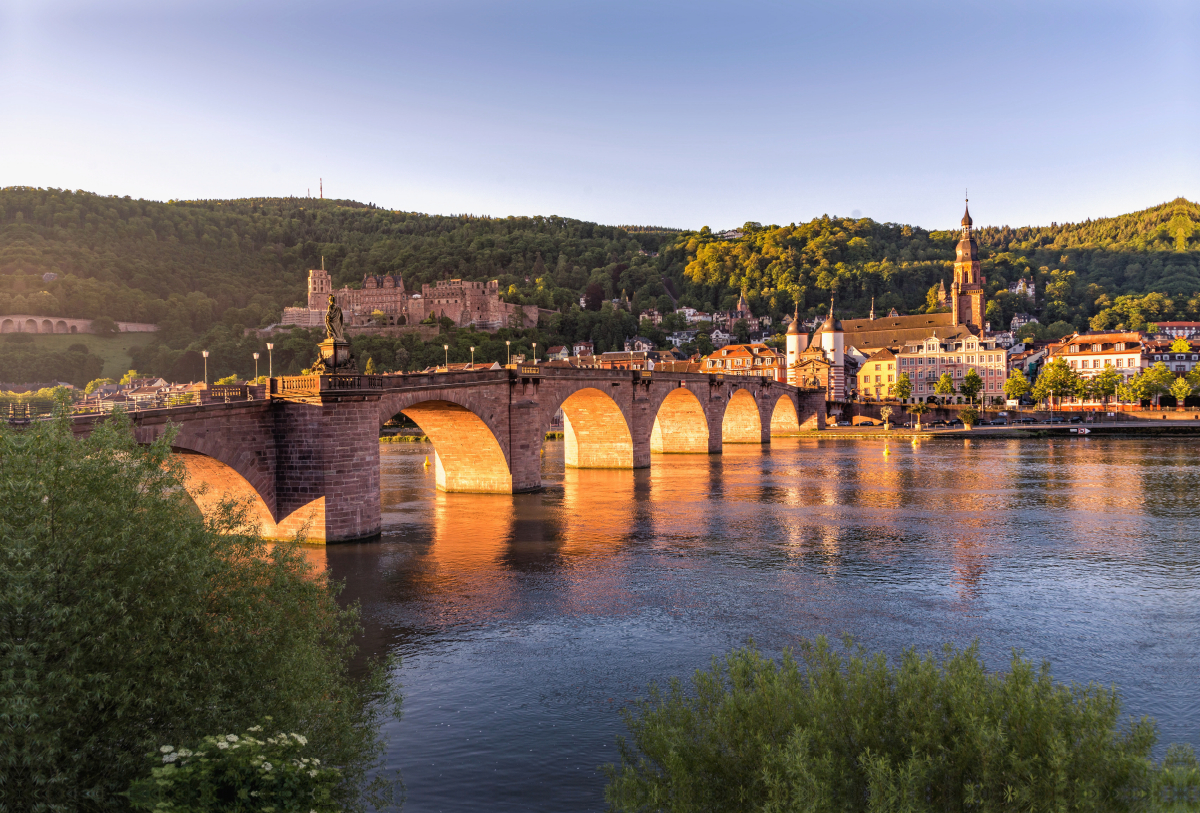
<box><xmin>800</xmin><ymin>422</ymin><xmax>1200</xmax><ymax>440</ymax></box>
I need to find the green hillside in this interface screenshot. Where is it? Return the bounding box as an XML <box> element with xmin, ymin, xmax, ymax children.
<box><xmin>0</xmin><ymin>187</ymin><xmax>1196</xmax><ymax>383</ymax></box>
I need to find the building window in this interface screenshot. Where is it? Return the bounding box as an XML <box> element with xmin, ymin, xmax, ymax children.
<box><xmin>888</xmin><ymin>375</ymin><xmax>894</xmax><ymax>383</ymax></box>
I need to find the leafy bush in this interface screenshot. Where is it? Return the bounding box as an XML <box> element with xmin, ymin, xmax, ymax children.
<box><xmin>960</xmin><ymin>406</ymin><xmax>980</xmax><ymax>427</ymax></box>
<box><xmin>0</xmin><ymin>409</ymin><xmax>399</xmax><ymax>812</ymax></box>
<box><xmin>604</xmin><ymin>639</ymin><xmax>1163</xmax><ymax>813</ymax></box>
<box><xmin>126</xmin><ymin>722</ymin><xmax>342</xmax><ymax>813</ymax></box>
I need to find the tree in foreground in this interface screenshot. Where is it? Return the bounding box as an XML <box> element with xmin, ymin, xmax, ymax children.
<box><xmin>0</xmin><ymin>409</ymin><xmax>399</xmax><ymax>812</ymax></box>
<box><xmin>905</xmin><ymin>401</ymin><xmax>929</xmax><ymax>430</ymax></box>
<box><xmin>1169</xmin><ymin>375</ymin><xmax>1193</xmax><ymax>409</ymax></box>
<box><xmin>879</xmin><ymin>406</ymin><xmax>892</xmax><ymax>429</ymax></box>
<box><xmin>1092</xmin><ymin>363</ymin><xmax>1123</xmax><ymax>406</ymax></box>
<box><xmin>604</xmin><ymin>639</ymin><xmax>1162</xmax><ymax>813</ymax></box>
<box><xmin>933</xmin><ymin>373</ymin><xmax>955</xmax><ymax>405</ymax></box>
<box><xmin>1003</xmin><ymin>367</ymin><xmax>1031</xmax><ymax>403</ymax></box>
<box><xmin>959</xmin><ymin>367</ymin><xmax>983</xmax><ymax>405</ymax></box>
<box><xmin>1032</xmin><ymin>357</ymin><xmax>1080</xmax><ymax>407</ymax></box>
<box><xmin>892</xmin><ymin>372</ymin><xmax>912</xmax><ymax>402</ymax></box>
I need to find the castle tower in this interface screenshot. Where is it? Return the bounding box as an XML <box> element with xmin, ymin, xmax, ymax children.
<box><xmin>951</xmin><ymin>201</ymin><xmax>986</xmax><ymax>330</ymax></box>
<box><xmin>785</xmin><ymin>305</ymin><xmax>807</xmax><ymax>385</ymax></box>
<box><xmin>307</xmin><ymin>265</ymin><xmax>333</xmax><ymax>310</ymax></box>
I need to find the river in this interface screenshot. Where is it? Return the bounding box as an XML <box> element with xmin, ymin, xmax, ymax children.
<box><xmin>320</xmin><ymin>437</ymin><xmax>1199</xmax><ymax>812</ymax></box>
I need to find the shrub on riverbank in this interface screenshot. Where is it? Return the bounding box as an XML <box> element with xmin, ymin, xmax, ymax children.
<box><xmin>604</xmin><ymin>639</ymin><xmax>1165</xmax><ymax>812</ymax></box>
<box><xmin>0</xmin><ymin>409</ymin><xmax>399</xmax><ymax>812</ymax></box>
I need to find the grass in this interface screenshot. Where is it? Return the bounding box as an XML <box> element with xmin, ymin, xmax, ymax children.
<box><xmin>7</xmin><ymin>333</ymin><xmax>156</xmax><ymax>379</ymax></box>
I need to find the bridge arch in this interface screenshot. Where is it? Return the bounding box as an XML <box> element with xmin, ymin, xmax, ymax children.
<box><xmin>173</xmin><ymin>449</ymin><xmax>278</xmax><ymax>536</ymax></box>
<box><xmin>540</xmin><ymin>385</ymin><xmax>634</xmax><ymax>469</ymax></box>
<box><xmin>41</xmin><ymin>319</ymin><xmax>53</xmax><ymax>333</ymax></box>
<box><xmin>25</xmin><ymin>319</ymin><xmax>36</xmax><ymax>332</ymax></box>
<box><xmin>379</xmin><ymin>393</ymin><xmax>512</xmax><ymax>493</ymax></box>
<box><xmin>722</xmin><ymin>388</ymin><xmax>763</xmax><ymax>443</ymax></box>
<box><xmin>651</xmin><ymin>386</ymin><xmax>709</xmax><ymax>453</ymax></box>
<box><xmin>1</xmin><ymin>319</ymin><xmax>12</xmax><ymax>333</ymax></box>
<box><xmin>770</xmin><ymin>393</ymin><xmax>801</xmax><ymax>435</ymax></box>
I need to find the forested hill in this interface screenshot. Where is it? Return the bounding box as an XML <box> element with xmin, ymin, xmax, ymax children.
<box><xmin>669</xmin><ymin>197</ymin><xmax>1200</xmax><ymax>335</ymax></box>
<box><xmin>0</xmin><ymin>187</ymin><xmax>675</xmax><ymax>348</ymax></box>
<box><xmin>1</xmin><ymin>187</ymin><xmax>1197</xmax><ymax>378</ymax></box>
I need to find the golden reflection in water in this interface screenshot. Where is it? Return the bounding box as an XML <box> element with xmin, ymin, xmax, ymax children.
<box><xmin>430</xmin><ymin>490</ymin><xmax>516</xmax><ymax>571</ymax></box>
<box><xmin>647</xmin><ymin>453</ymin><xmax>715</xmax><ymax>541</ymax></box>
<box><xmin>559</xmin><ymin>467</ymin><xmax>637</xmax><ymax>554</ymax></box>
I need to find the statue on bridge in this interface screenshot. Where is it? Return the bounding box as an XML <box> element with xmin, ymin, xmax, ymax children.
<box><xmin>313</xmin><ymin>294</ymin><xmax>355</xmax><ymax>373</ymax></box>
<box><xmin>324</xmin><ymin>294</ymin><xmax>346</xmax><ymax>342</ymax></box>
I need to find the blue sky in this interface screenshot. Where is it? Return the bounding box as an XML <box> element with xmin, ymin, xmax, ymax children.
<box><xmin>2</xmin><ymin>0</ymin><xmax>1197</xmax><ymax>231</ymax></box>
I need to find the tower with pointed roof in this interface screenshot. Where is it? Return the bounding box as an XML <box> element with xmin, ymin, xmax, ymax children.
<box><xmin>784</xmin><ymin>304</ymin><xmax>808</xmax><ymax>385</ymax></box>
<box><xmin>951</xmin><ymin>199</ymin><xmax>986</xmax><ymax>330</ymax></box>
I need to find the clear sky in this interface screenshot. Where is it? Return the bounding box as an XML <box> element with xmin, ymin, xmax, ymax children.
<box><xmin>2</xmin><ymin>0</ymin><xmax>1197</xmax><ymax>231</ymax></box>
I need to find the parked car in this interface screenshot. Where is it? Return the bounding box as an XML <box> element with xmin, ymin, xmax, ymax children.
<box><xmin>1048</xmin><ymin>416</ymin><xmax>1066</xmax><ymax>424</ymax></box>
<box><xmin>836</xmin><ymin>420</ymin><xmax>852</xmax><ymax>426</ymax></box>
<box><xmin>1068</xmin><ymin>416</ymin><xmax>1083</xmax><ymax>424</ymax></box>
<box><xmin>947</xmin><ymin>418</ymin><xmax>964</xmax><ymax>427</ymax></box>
<box><xmin>858</xmin><ymin>420</ymin><xmax>878</xmax><ymax>426</ymax></box>
<box><xmin>1015</xmin><ymin>417</ymin><xmax>1037</xmax><ymax>425</ymax></box>
<box><xmin>926</xmin><ymin>419</ymin><xmax>947</xmax><ymax>428</ymax></box>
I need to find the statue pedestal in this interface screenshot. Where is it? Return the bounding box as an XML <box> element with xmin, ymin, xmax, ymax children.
<box><xmin>315</xmin><ymin>339</ymin><xmax>354</xmax><ymax>373</ymax></box>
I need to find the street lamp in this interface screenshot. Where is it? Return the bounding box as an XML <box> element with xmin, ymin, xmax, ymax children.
<box><xmin>532</xmin><ymin>342</ymin><xmax>537</xmax><ymax>363</ymax></box>
<box><xmin>443</xmin><ymin>344</ymin><xmax>449</xmax><ymax>369</ymax></box>
<box><xmin>253</xmin><ymin>352</ymin><xmax>260</xmax><ymax>382</ymax></box>
<box><xmin>266</xmin><ymin>343</ymin><xmax>274</xmax><ymax>378</ymax></box>
<box><xmin>470</xmin><ymin>346</ymin><xmax>475</xmax><ymax>368</ymax></box>
<box><xmin>201</xmin><ymin>350</ymin><xmax>209</xmax><ymax>389</ymax></box>
<box><xmin>505</xmin><ymin>340</ymin><xmax>511</xmax><ymax>365</ymax></box>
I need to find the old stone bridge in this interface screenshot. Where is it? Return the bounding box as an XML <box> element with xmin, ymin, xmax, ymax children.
<box><xmin>72</xmin><ymin>367</ymin><xmax>825</xmax><ymax>543</ymax></box>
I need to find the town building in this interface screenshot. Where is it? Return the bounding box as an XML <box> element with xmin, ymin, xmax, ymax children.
<box><xmin>1008</xmin><ymin>277</ymin><xmax>1036</xmax><ymax>301</ymax></box>
<box><xmin>596</xmin><ymin>351</ymin><xmax>663</xmax><ymax>370</ymax></box>
<box><xmin>624</xmin><ymin>336</ymin><xmax>656</xmax><ymax>352</ymax></box>
<box><xmin>1049</xmin><ymin>332</ymin><xmax>1147</xmax><ymax>381</ymax></box>
<box><xmin>1151</xmin><ymin>322</ymin><xmax>1200</xmax><ymax>340</ymax></box>
<box><xmin>1141</xmin><ymin>338</ymin><xmax>1199</xmax><ymax>375</ymax></box>
<box><xmin>1011</xmin><ymin>313</ymin><xmax>1038</xmax><ymax>332</ymax></box>
<box><xmin>857</xmin><ymin>349</ymin><xmax>898</xmax><ymax>400</ymax></box>
<box><xmin>667</xmin><ymin>329</ymin><xmax>699</xmax><ymax>348</ymax></box>
<box><xmin>701</xmin><ymin>343</ymin><xmax>786</xmax><ymax>381</ymax></box>
<box><xmin>572</xmin><ymin>340</ymin><xmax>594</xmax><ymax>357</ymax></box>
<box><xmin>897</xmin><ymin>331</ymin><xmax>1008</xmax><ymax>402</ymax></box>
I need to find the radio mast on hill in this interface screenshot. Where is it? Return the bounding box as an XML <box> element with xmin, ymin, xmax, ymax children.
<box><xmin>320</xmin><ymin>178</ymin><xmax>323</xmax><ymax>199</ymax></box>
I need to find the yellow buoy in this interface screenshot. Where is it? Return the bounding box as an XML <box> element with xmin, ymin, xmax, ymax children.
<box><xmin>424</xmin><ymin>455</ymin><xmax>430</xmax><ymax>468</ymax></box>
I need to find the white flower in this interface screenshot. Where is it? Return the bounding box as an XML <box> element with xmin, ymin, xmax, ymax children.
<box><xmin>248</xmin><ymin>725</ymin><xmax>263</xmax><ymax>732</ymax></box>
<box><xmin>159</xmin><ymin>745</ymin><xmax>174</xmax><ymax>754</ymax></box>
<box><xmin>226</xmin><ymin>734</ymin><xmax>239</xmax><ymax>742</ymax></box>
<box><xmin>162</xmin><ymin>753</ymin><xmax>178</xmax><ymax>764</ymax></box>
<box><xmin>312</xmin><ymin>758</ymin><xmax>320</xmax><ymax>765</ymax></box>
<box><xmin>308</xmin><ymin>769</ymin><xmax>319</xmax><ymax>778</ymax></box>
<box><xmin>290</xmin><ymin>733</ymin><xmax>308</xmax><ymax>746</ymax></box>
<box><xmin>261</xmin><ymin>762</ymin><xmax>273</xmax><ymax>771</ymax></box>
<box><xmin>217</xmin><ymin>741</ymin><xmax>230</xmax><ymax>750</ymax></box>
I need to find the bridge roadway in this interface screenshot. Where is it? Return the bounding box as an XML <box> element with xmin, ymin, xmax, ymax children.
<box><xmin>72</xmin><ymin>366</ymin><xmax>826</xmax><ymax>543</ymax></box>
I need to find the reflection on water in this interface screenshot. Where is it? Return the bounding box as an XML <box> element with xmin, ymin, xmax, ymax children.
<box><xmin>325</xmin><ymin>438</ymin><xmax>1200</xmax><ymax>813</ymax></box>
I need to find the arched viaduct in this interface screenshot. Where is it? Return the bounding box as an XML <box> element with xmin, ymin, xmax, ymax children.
<box><xmin>72</xmin><ymin>368</ymin><xmax>824</xmax><ymax>543</ymax></box>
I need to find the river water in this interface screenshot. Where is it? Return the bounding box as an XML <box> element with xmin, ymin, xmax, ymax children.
<box><xmin>322</xmin><ymin>438</ymin><xmax>1199</xmax><ymax>812</ymax></box>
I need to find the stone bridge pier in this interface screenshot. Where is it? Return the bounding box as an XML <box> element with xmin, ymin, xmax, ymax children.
<box><xmin>75</xmin><ymin>369</ymin><xmax>825</xmax><ymax>543</ymax></box>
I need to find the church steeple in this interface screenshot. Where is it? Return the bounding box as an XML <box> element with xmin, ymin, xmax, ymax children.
<box><xmin>952</xmin><ymin>196</ymin><xmax>985</xmax><ymax>331</ymax></box>
<box><xmin>869</xmin><ymin>296</ymin><xmax>876</xmax><ymax>321</ymax></box>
